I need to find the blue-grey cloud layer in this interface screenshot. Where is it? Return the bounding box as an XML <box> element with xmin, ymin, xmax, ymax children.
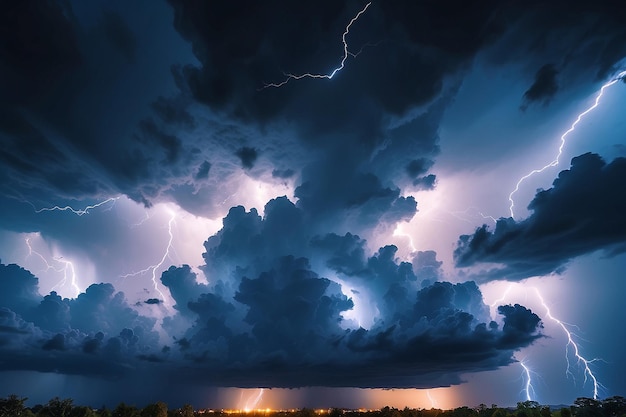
<box><xmin>1</xmin><ymin>0</ymin><xmax>626</xmax><ymax>406</ymax></box>
<box><xmin>0</xmin><ymin>198</ymin><xmax>543</xmax><ymax>389</ymax></box>
<box><xmin>455</xmin><ymin>153</ymin><xmax>626</xmax><ymax>281</ymax></box>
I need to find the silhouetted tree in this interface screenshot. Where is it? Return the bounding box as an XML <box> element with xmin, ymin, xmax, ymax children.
<box><xmin>602</xmin><ymin>397</ymin><xmax>626</xmax><ymax>417</ymax></box>
<box><xmin>112</xmin><ymin>403</ymin><xmax>139</xmax><ymax>417</ymax></box>
<box><xmin>141</xmin><ymin>402</ymin><xmax>167</xmax><ymax>417</ymax></box>
<box><xmin>540</xmin><ymin>406</ymin><xmax>551</xmax><ymax>417</ymax></box>
<box><xmin>573</xmin><ymin>398</ymin><xmax>602</xmax><ymax>417</ymax></box>
<box><xmin>69</xmin><ymin>406</ymin><xmax>96</xmax><ymax>417</ymax></box>
<box><xmin>0</xmin><ymin>394</ymin><xmax>29</xmax><ymax>417</ymax></box>
<box><xmin>179</xmin><ymin>404</ymin><xmax>194</xmax><ymax>417</ymax></box>
<box><xmin>492</xmin><ymin>409</ymin><xmax>510</xmax><ymax>417</ymax></box>
<box><xmin>39</xmin><ymin>397</ymin><xmax>74</xmax><ymax>417</ymax></box>
<box><xmin>99</xmin><ymin>407</ymin><xmax>112</xmax><ymax>417</ymax></box>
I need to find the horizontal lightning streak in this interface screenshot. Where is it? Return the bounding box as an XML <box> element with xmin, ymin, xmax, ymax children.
<box><xmin>508</xmin><ymin>70</ymin><xmax>626</xmax><ymax>218</ymax></box>
<box><xmin>30</xmin><ymin>197</ymin><xmax>119</xmax><ymax>216</ymax></box>
<box><xmin>263</xmin><ymin>2</ymin><xmax>372</xmax><ymax>88</ymax></box>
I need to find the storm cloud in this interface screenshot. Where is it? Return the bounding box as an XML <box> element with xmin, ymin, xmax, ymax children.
<box><xmin>1</xmin><ymin>0</ymin><xmax>626</xmax><ymax>408</ymax></box>
<box><xmin>455</xmin><ymin>153</ymin><xmax>626</xmax><ymax>281</ymax></box>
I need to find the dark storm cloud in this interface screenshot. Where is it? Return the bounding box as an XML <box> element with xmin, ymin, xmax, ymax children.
<box><xmin>3</xmin><ymin>0</ymin><xmax>626</xmax><ymax>400</ymax></box>
<box><xmin>520</xmin><ymin>64</ymin><xmax>559</xmax><ymax>110</ymax></box>
<box><xmin>0</xmin><ymin>0</ymin><xmax>206</xmax><ymax>212</ymax></box>
<box><xmin>272</xmin><ymin>169</ymin><xmax>295</xmax><ymax>179</ymax></box>
<box><xmin>3</xmin><ymin>0</ymin><xmax>625</xmax><ymax>223</ymax></box>
<box><xmin>0</xmin><ymin>263</ymin><xmax>40</xmax><ymax>315</ymax></box>
<box><xmin>0</xmin><ymin>261</ymin><xmax>160</xmax><ymax>378</ymax></box>
<box><xmin>161</xmin><ymin>262</ymin><xmax>542</xmax><ymax>389</ymax></box>
<box><xmin>455</xmin><ymin>153</ymin><xmax>626</xmax><ymax>281</ymax></box>
<box><xmin>412</xmin><ymin>174</ymin><xmax>437</xmax><ymax>190</ymax></box>
<box><xmin>235</xmin><ymin>147</ymin><xmax>258</xmax><ymax>170</ymax></box>
<box><xmin>195</xmin><ymin>161</ymin><xmax>211</xmax><ymax>180</ymax></box>
<box><xmin>0</xmin><ymin>188</ymin><xmax>546</xmax><ymax>389</ymax></box>
<box><xmin>150</xmin><ymin>197</ymin><xmax>544</xmax><ymax>388</ymax></box>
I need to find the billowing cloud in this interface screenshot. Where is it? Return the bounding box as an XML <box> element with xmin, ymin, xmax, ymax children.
<box><xmin>455</xmin><ymin>153</ymin><xmax>626</xmax><ymax>281</ymax></box>
<box><xmin>0</xmin><ymin>193</ymin><xmax>544</xmax><ymax>389</ymax></box>
<box><xmin>0</xmin><ymin>262</ymin><xmax>159</xmax><ymax>378</ymax></box>
<box><xmin>1</xmin><ymin>0</ymin><xmax>626</xmax><ymax>407</ymax></box>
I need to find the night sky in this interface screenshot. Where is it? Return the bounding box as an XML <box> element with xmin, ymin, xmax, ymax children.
<box><xmin>1</xmin><ymin>0</ymin><xmax>626</xmax><ymax>410</ymax></box>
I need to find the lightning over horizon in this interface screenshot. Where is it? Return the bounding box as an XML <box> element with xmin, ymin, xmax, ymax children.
<box><xmin>519</xmin><ymin>361</ymin><xmax>536</xmax><ymax>402</ymax></box>
<box><xmin>2</xmin><ymin>0</ymin><xmax>626</xmax><ymax>409</ymax></box>
<box><xmin>488</xmin><ymin>283</ymin><xmax>603</xmax><ymax>401</ymax></box>
<box><xmin>262</xmin><ymin>2</ymin><xmax>372</xmax><ymax>88</ymax></box>
<box><xmin>508</xmin><ymin>70</ymin><xmax>626</xmax><ymax>219</ymax></box>
<box><xmin>532</xmin><ymin>288</ymin><xmax>603</xmax><ymax>400</ymax></box>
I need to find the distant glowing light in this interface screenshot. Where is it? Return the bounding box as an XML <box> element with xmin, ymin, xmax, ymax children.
<box><xmin>263</xmin><ymin>2</ymin><xmax>372</xmax><ymax>88</ymax></box>
<box><xmin>393</xmin><ymin>223</ymin><xmax>417</xmax><ymax>253</ymax></box>
<box><xmin>509</xmin><ymin>70</ymin><xmax>626</xmax><ymax>219</ymax></box>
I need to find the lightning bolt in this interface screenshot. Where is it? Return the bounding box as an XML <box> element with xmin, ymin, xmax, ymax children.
<box><xmin>532</xmin><ymin>287</ymin><xmax>602</xmax><ymax>399</ymax></box>
<box><xmin>263</xmin><ymin>2</ymin><xmax>372</xmax><ymax>88</ymax></box>
<box><xmin>242</xmin><ymin>389</ymin><xmax>265</xmax><ymax>411</ymax></box>
<box><xmin>490</xmin><ymin>283</ymin><xmax>603</xmax><ymax>400</ymax></box>
<box><xmin>25</xmin><ymin>236</ymin><xmax>62</xmax><ymax>274</ymax></box>
<box><xmin>425</xmin><ymin>390</ymin><xmax>438</xmax><ymax>409</ymax></box>
<box><xmin>24</xmin><ymin>237</ymin><xmax>81</xmax><ymax>298</ymax></box>
<box><xmin>29</xmin><ymin>197</ymin><xmax>119</xmax><ymax>216</ymax></box>
<box><xmin>509</xmin><ymin>70</ymin><xmax>626</xmax><ymax>218</ymax></box>
<box><xmin>519</xmin><ymin>360</ymin><xmax>536</xmax><ymax>402</ymax></box>
<box><xmin>449</xmin><ymin>207</ymin><xmax>498</xmax><ymax>225</ymax></box>
<box><xmin>120</xmin><ymin>209</ymin><xmax>175</xmax><ymax>303</ymax></box>
<box><xmin>50</xmin><ymin>256</ymin><xmax>81</xmax><ymax>298</ymax></box>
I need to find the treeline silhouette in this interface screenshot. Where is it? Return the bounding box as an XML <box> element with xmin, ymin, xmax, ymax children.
<box><xmin>0</xmin><ymin>395</ymin><xmax>625</xmax><ymax>417</ymax></box>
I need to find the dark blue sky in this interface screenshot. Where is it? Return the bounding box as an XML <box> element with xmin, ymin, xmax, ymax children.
<box><xmin>1</xmin><ymin>0</ymin><xmax>626</xmax><ymax>409</ymax></box>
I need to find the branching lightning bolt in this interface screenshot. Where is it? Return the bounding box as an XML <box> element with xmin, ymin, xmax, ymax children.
<box><xmin>491</xmin><ymin>284</ymin><xmax>603</xmax><ymax>399</ymax></box>
<box><xmin>50</xmin><ymin>257</ymin><xmax>81</xmax><ymax>298</ymax></box>
<box><xmin>520</xmin><ymin>361</ymin><xmax>536</xmax><ymax>402</ymax></box>
<box><xmin>508</xmin><ymin>70</ymin><xmax>626</xmax><ymax>218</ymax></box>
<box><xmin>263</xmin><ymin>2</ymin><xmax>372</xmax><ymax>88</ymax></box>
<box><xmin>25</xmin><ymin>237</ymin><xmax>62</xmax><ymax>274</ymax></box>
<box><xmin>29</xmin><ymin>197</ymin><xmax>119</xmax><ymax>216</ymax></box>
<box><xmin>25</xmin><ymin>237</ymin><xmax>81</xmax><ymax>298</ymax></box>
<box><xmin>120</xmin><ymin>210</ymin><xmax>175</xmax><ymax>303</ymax></box>
<box><xmin>532</xmin><ymin>287</ymin><xmax>602</xmax><ymax>399</ymax></box>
